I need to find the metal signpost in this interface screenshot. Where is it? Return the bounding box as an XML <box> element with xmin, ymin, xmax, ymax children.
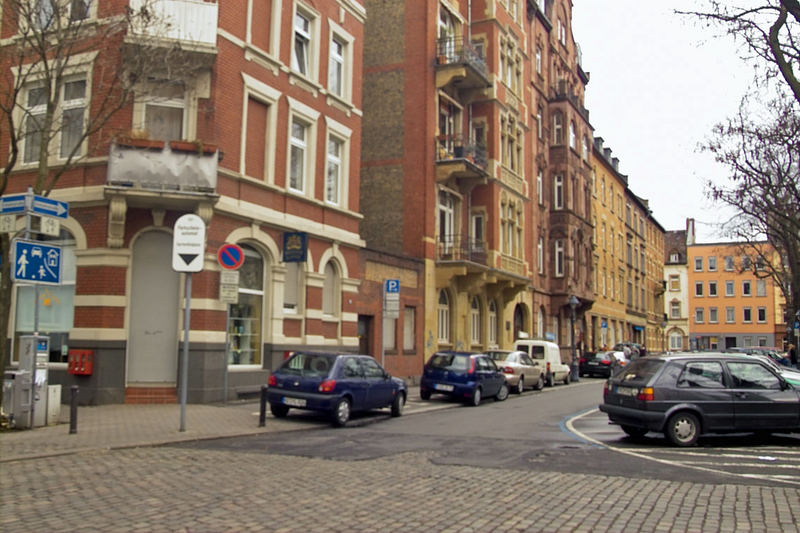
<box><xmin>2</xmin><ymin>187</ymin><xmax>69</xmax><ymax>429</ymax></box>
<box><xmin>172</xmin><ymin>214</ymin><xmax>206</xmax><ymax>431</ymax></box>
<box><xmin>217</xmin><ymin>243</ymin><xmax>245</xmax><ymax>404</ymax></box>
<box><xmin>382</xmin><ymin>279</ymin><xmax>400</xmax><ymax>367</ymax></box>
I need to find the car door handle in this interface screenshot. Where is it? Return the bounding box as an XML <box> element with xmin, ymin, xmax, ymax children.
<box><xmin>735</xmin><ymin>392</ymin><xmax>748</xmax><ymax>399</ymax></box>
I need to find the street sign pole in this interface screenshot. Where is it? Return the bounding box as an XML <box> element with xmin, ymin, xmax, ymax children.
<box><xmin>180</xmin><ymin>273</ymin><xmax>192</xmax><ymax>432</ymax></box>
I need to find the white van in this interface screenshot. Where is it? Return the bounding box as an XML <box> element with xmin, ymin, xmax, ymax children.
<box><xmin>513</xmin><ymin>339</ymin><xmax>571</xmax><ymax>387</ymax></box>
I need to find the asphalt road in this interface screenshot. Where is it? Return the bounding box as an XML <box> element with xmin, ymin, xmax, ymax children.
<box><xmin>173</xmin><ymin>379</ymin><xmax>800</xmax><ymax>486</ymax></box>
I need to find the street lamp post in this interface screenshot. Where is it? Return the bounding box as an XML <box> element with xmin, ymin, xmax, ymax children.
<box><xmin>569</xmin><ymin>295</ymin><xmax>579</xmax><ymax>382</ymax></box>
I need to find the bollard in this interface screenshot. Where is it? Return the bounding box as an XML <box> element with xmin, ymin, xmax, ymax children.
<box><xmin>259</xmin><ymin>385</ymin><xmax>268</xmax><ymax>427</ymax></box>
<box><xmin>69</xmin><ymin>385</ymin><xmax>79</xmax><ymax>434</ymax></box>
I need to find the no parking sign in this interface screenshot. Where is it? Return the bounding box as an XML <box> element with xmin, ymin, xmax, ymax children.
<box><xmin>217</xmin><ymin>243</ymin><xmax>245</xmax><ymax>270</ymax></box>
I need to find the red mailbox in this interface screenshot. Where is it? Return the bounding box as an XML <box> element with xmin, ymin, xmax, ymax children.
<box><xmin>68</xmin><ymin>350</ymin><xmax>93</xmax><ymax>375</ymax></box>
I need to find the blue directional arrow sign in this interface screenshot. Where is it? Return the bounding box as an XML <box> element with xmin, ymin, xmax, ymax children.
<box><xmin>12</xmin><ymin>239</ymin><xmax>62</xmax><ymax>285</ymax></box>
<box><xmin>30</xmin><ymin>194</ymin><xmax>69</xmax><ymax>219</ymax></box>
<box><xmin>0</xmin><ymin>194</ymin><xmax>27</xmax><ymax>215</ymax></box>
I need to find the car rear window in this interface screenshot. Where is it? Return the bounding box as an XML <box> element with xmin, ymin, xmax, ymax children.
<box><xmin>530</xmin><ymin>346</ymin><xmax>545</xmax><ymax>359</ymax></box>
<box><xmin>281</xmin><ymin>352</ymin><xmax>336</xmax><ymax>376</ymax></box>
<box><xmin>486</xmin><ymin>352</ymin><xmax>511</xmax><ymax>362</ymax></box>
<box><xmin>427</xmin><ymin>353</ymin><xmax>470</xmax><ymax>371</ymax></box>
<box><xmin>616</xmin><ymin>358</ymin><xmax>663</xmax><ymax>383</ymax></box>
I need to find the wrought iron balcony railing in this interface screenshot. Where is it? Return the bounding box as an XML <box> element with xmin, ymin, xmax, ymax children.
<box><xmin>435</xmin><ymin>134</ymin><xmax>488</xmax><ymax>171</ymax></box>
<box><xmin>437</xmin><ymin>234</ymin><xmax>487</xmax><ymax>264</ymax></box>
<box><xmin>435</xmin><ymin>37</ymin><xmax>489</xmax><ymax>80</ymax></box>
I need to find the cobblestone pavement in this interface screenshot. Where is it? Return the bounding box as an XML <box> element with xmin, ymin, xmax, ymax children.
<box><xmin>2</xmin><ymin>447</ymin><xmax>799</xmax><ymax>532</ymax></box>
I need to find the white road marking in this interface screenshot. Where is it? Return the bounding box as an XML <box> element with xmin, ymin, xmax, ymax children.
<box><xmin>566</xmin><ymin>409</ymin><xmax>800</xmax><ymax>487</ymax></box>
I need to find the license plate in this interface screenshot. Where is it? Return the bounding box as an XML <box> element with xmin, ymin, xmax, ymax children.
<box><xmin>615</xmin><ymin>386</ymin><xmax>637</xmax><ymax>397</ymax></box>
<box><xmin>283</xmin><ymin>397</ymin><xmax>307</xmax><ymax>407</ymax></box>
<box><xmin>588</xmin><ymin>362</ymin><xmax>598</xmax><ymax>366</ymax></box>
<box><xmin>434</xmin><ymin>383</ymin><xmax>454</xmax><ymax>392</ymax></box>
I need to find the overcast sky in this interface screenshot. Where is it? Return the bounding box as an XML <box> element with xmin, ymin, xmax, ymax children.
<box><xmin>571</xmin><ymin>1</ymin><xmax>755</xmax><ymax>242</ymax></box>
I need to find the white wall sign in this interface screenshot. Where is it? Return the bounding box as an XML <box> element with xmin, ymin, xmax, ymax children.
<box><xmin>172</xmin><ymin>214</ymin><xmax>206</xmax><ymax>272</ymax></box>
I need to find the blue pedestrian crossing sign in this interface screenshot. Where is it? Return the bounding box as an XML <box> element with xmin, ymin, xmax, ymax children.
<box><xmin>12</xmin><ymin>239</ymin><xmax>62</xmax><ymax>284</ymax></box>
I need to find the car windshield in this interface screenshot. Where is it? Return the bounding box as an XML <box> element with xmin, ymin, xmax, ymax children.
<box><xmin>427</xmin><ymin>353</ymin><xmax>470</xmax><ymax>371</ymax></box>
<box><xmin>616</xmin><ymin>358</ymin><xmax>663</xmax><ymax>383</ymax></box>
<box><xmin>486</xmin><ymin>352</ymin><xmax>511</xmax><ymax>362</ymax></box>
<box><xmin>280</xmin><ymin>352</ymin><xmax>336</xmax><ymax>376</ymax></box>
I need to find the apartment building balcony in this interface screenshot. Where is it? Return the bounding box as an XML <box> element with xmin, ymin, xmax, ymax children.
<box><xmin>435</xmin><ymin>37</ymin><xmax>491</xmax><ymax>91</ymax></box>
<box><xmin>437</xmin><ymin>235</ymin><xmax>488</xmax><ymax>265</ymax></box>
<box><xmin>435</xmin><ymin>238</ymin><xmax>529</xmax><ymax>298</ymax></box>
<box><xmin>435</xmin><ymin>135</ymin><xmax>489</xmax><ymax>188</ymax></box>
<box><xmin>551</xmin><ymin>80</ymin><xmax>589</xmax><ymax>122</ymax></box>
<box><xmin>126</xmin><ymin>0</ymin><xmax>218</xmax><ymax>59</ymax></box>
<box><xmin>106</xmin><ymin>138</ymin><xmax>218</xmax><ymax>199</ymax></box>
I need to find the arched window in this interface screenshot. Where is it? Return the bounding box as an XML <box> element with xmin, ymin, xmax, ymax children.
<box><xmin>230</xmin><ymin>244</ymin><xmax>264</xmax><ymax>365</ymax></box>
<box><xmin>488</xmin><ymin>300</ymin><xmax>497</xmax><ymax>346</ymax></box>
<box><xmin>470</xmin><ymin>296</ymin><xmax>482</xmax><ymax>345</ymax></box>
<box><xmin>437</xmin><ymin>290</ymin><xmax>450</xmax><ymax>343</ymax></box>
<box><xmin>322</xmin><ymin>261</ymin><xmax>339</xmax><ymax>316</ymax></box>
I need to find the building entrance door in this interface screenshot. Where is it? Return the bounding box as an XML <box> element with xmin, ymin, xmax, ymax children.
<box><xmin>127</xmin><ymin>231</ymin><xmax>180</xmax><ymax>383</ymax></box>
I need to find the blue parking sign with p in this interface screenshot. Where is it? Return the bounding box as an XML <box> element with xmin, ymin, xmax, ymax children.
<box><xmin>385</xmin><ymin>279</ymin><xmax>400</xmax><ymax>293</ymax></box>
<box><xmin>12</xmin><ymin>239</ymin><xmax>61</xmax><ymax>284</ymax></box>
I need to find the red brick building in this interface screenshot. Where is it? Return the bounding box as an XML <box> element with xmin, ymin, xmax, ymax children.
<box><xmin>3</xmin><ymin>0</ymin><xmax>367</xmax><ymax>403</ymax></box>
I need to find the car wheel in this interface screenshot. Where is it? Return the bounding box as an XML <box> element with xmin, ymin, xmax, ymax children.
<box><xmin>420</xmin><ymin>389</ymin><xmax>431</xmax><ymax>401</ymax></box>
<box><xmin>391</xmin><ymin>392</ymin><xmax>405</xmax><ymax>417</ymax></box>
<box><xmin>621</xmin><ymin>425</ymin><xmax>648</xmax><ymax>439</ymax></box>
<box><xmin>468</xmin><ymin>387</ymin><xmax>482</xmax><ymax>406</ymax></box>
<box><xmin>546</xmin><ymin>373</ymin><xmax>554</xmax><ymax>387</ymax></box>
<box><xmin>563</xmin><ymin>372</ymin><xmax>571</xmax><ymax>385</ymax></box>
<box><xmin>534</xmin><ymin>374</ymin><xmax>544</xmax><ymax>391</ymax></box>
<box><xmin>495</xmin><ymin>382</ymin><xmax>509</xmax><ymax>401</ymax></box>
<box><xmin>331</xmin><ymin>398</ymin><xmax>351</xmax><ymax>427</ymax></box>
<box><xmin>270</xmin><ymin>403</ymin><xmax>289</xmax><ymax>418</ymax></box>
<box><xmin>665</xmin><ymin>412</ymin><xmax>700</xmax><ymax>447</ymax></box>
<box><xmin>515</xmin><ymin>377</ymin><xmax>525</xmax><ymax>394</ymax></box>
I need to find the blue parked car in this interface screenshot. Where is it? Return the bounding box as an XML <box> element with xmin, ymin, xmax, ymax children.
<box><xmin>420</xmin><ymin>351</ymin><xmax>509</xmax><ymax>406</ymax></box>
<box><xmin>267</xmin><ymin>352</ymin><xmax>407</xmax><ymax>427</ymax></box>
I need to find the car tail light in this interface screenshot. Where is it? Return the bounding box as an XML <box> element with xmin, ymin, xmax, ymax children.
<box><xmin>319</xmin><ymin>379</ymin><xmax>336</xmax><ymax>393</ymax></box>
<box><xmin>579</xmin><ymin>357</ymin><xmax>586</xmax><ymax>365</ymax></box>
<box><xmin>267</xmin><ymin>374</ymin><xmax>277</xmax><ymax>387</ymax></box>
<box><xmin>546</xmin><ymin>362</ymin><xmax>551</xmax><ymax>373</ymax></box>
<box><xmin>600</xmin><ymin>359</ymin><xmax>611</xmax><ymax>366</ymax></box>
<box><xmin>603</xmin><ymin>381</ymin><xmax>610</xmax><ymax>396</ymax></box>
<box><xmin>637</xmin><ymin>387</ymin><xmax>654</xmax><ymax>401</ymax></box>
<box><xmin>467</xmin><ymin>358</ymin><xmax>476</xmax><ymax>375</ymax></box>
<box><xmin>502</xmin><ymin>366</ymin><xmax>514</xmax><ymax>374</ymax></box>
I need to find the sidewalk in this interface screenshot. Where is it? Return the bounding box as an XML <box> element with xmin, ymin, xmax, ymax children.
<box><xmin>0</xmin><ymin>385</ymin><xmax>453</xmax><ymax>462</ymax></box>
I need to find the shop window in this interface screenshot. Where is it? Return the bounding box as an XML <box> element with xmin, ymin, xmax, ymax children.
<box><xmin>228</xmin><ymin>245</ymin><xmax>264</xmax><ymax>365</ymax></box>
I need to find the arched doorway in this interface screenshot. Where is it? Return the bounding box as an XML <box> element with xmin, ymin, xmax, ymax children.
<box><xmin>127</xmin><ymin>231</ymin><xmax>180</xmax><ymax>384</ymax></box>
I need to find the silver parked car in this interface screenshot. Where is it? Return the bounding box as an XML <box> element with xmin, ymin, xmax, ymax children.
<box><xmin>485</xmin><ymin>350</ymin><xmax>545</xmax><ymax>394</ymax></box>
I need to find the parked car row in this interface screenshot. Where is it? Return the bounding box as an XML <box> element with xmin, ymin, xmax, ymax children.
<box><xmin>599</xmin><ymin>352</ymin><xmax>800</xmax><ymax>447</ymax></box>
<box><xmin>421</xmin><ymin>341</ymin><xmax>574</xmax><ymax>406</ymax></box>
<box><xmin>266</xmin><ymin>344</ymin><xmax>582</xmax><ymax>428</ymax></box>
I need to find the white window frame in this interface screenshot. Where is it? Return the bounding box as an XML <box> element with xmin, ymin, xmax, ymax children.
<box><xmin>327</xmin><ymin>22</ymin><xmax>354</xmax><ymax>104</ymax></box>
<box><xmin>695</xmin><ymin>307</ymin><xmax>704</xmax><ymax>324</ymax></box>
<box><xmin>743</xmin><ymin>307</ymin><xmax>752</xmax><ymax>323</ymax></box>
<box><xmin>488</xmin><ymin>301</ymin><xmax>497</xmax><ymax>347</ymax></box>
<box><xmin>708</xmin><ymin>281</ymin><xmax>717</xmax><ymax>297</ymax></box>
<box><xmin>742</xmin><ymin>280</ymin><xmax>751</xmax><ymax>297</ymax></box>
<box><xmin>725</xmin><ymin>280</ymin><xmax>734</xmax><ymax>297</ymax></box>
<box><xmin>756</xmin><ymin>279</ymin><xmax>766</xmax><ymax>297</ymax></box>
<box><xmin>554</xmin><ymin>239</ymin><xmax>564</xmax><ymax>277</ymax></box>
<box><xmin>470</xmin><ymin>297</ymin><xmax>482</xmax><ymax>345</ymax></box>
<box><xmin>324</xmin><ymin>117</ymin><xmax>352</xmax><ymax>208</ymax></box>
<box><xmin>553</xmin><ymin>112</ymin><xmax>563</xmax><ymax>145</ymax></box>
<box><xmin>724</xmin><ymin>256</ymin><xmax>734</xmax><ymax>271</ymax></box>
<box><xmin>708</xmin><ymin>256</ymin><xmax>717</xmax><ymax>271</ymax></box>
<box><xmin>757</xmin><ymin>307</ymin><xmax>767</xmax><ymax>323</ymax></box>
<box><xmin>709</xmin><ymin>307</ymin><xmax>718</xmax><ymax>323</ymax></box>
<box><xmin>554</xmin><ymin>174</ymin><xmax>563</xmax><ymax>209</ymax></box>
<box><xmin>670</xmin><ymin>300</ymin><xmax>681</xmax><ymax>319</ymax></box>
<box><xmin>286</xmin><ymin>96</ymin><xmax>320</xmax><ymax>196</ymax></box>
<box><xmin>292</xmin><ymin>9</ymin><xmax>312</xmax><ymax>77</ymax></box>
<box><xmin>438</xmin><ymin>290</ymin><xmax>451</xmax><ymax>343</ymax></box>
<box><xmin>322</xmin><ymin>261</ymin><xmax>339</xmax><ymax>316</ymax></box>
<box><xmin>537</xmin><ymin>169</ymin><xmax>543</xmax><ymax>204</ymax></box>
<box><xmin>726</xmin><ymin>306</ymin><xmax>735</xmax><ymax>323</ymax></box>
<box><xmin>282</xmin><ymin>261</ymin><xmax>304</xmax><ymax>314</ymax></box>
<box><xmin>695</xmin><ymin>281</ymin><xmax>703</xmax><ymax>297</ymax></box>
<box><xmin>694</xmin><ymin>257</ymin><xmax>703</xmax><ymax>271</ymax></box>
